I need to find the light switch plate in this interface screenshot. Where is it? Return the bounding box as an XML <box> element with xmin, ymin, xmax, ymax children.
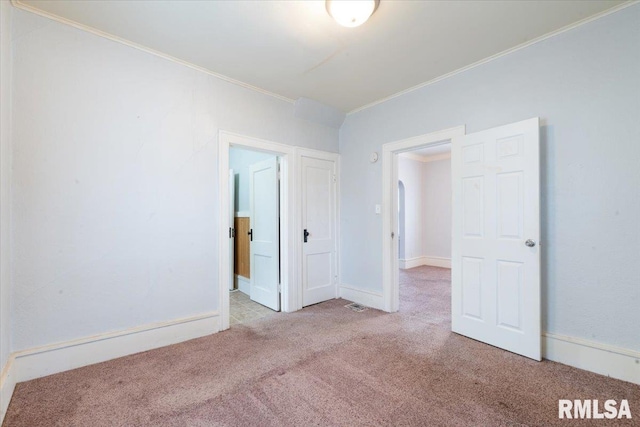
<box><xmin>375</xmin><ymin>204</ymin><xmax>381</xmax><ymax>214</ymax></box>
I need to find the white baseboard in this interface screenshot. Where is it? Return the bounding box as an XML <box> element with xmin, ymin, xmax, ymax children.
<box><xmin>339</xmin><ymin>285</ymin><xmax>384</xmax><ymax>310</ymax></box>
<box><xmin>543</xmin><ymin>332</ymin><xmax>640</xmax><ymax>385</ymax></box>
<box><xmin>399</xmin><ymin>257</ymin><xmax>422</xmax><ymax>269</ymax></box>
<box><xmin>236</xmin><ymin>275</ymin><xmax>250</xmax><ymax>296</ymax></box>
<box><xmin>12</xmin><ymin>311</ymin><xmax>220</xmax><ymax>383</ymax></box>
<box><xmin>422</xmin><ymin>256</ymin><xmax>451</xmax><ymax>269</ymax></box>
<box><xmin>0</xmin><ymin>356</ymin><xmax>16</xmax><ymax>425</ymax></box>
<box><xmin>399</xmin><ymin>256</ymin><xmax>451</xmax><ymax>270</ymax></box>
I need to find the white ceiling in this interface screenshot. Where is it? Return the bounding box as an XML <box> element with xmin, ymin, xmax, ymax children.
<box><xmin>18</xmin><ymin>0</ymin><xmax>626</xmax><ymax>113</ymax></box>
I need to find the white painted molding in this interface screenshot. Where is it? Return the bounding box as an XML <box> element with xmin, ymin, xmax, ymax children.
<box><xmin>236</xmin><ymin>275</ymin><xmax>250</xmax><ymax>296</ymax></box>
<box><xmin>398</xmin><ymin>257</ymin><xmax>422</xmax><ymax>270</ymax></box>
<box><xmin>398</xmin><ymin>256</ymin><xmax>452</xmax><ymax>270</ymax></box>
<box><xmin>543</xmin><ymin>332</ymin><xmax>640</xmax><ymax>385</ymax></box>
<box><xmin>11</xmin><ymin>0</ymin><xmax>637</xmax><ymax>116</ymax></box>
<box><xmin>349</xmin><ymin>1</ymin><xmax>639</xmax><ymax>115</ymax></box>
<box><xmin>12</xmin><ymin>312</ymin><xmax>219</xmax><ymax>383</ymax></box>
<box><xmin>339</xmin><ymin>285</ymin><xmax>384</xmax><ymax>311</ymax></box>
<box><xmin>10</xmin><ymin>0</ymin><xmax>294</xmax><ymax>105</ymax></box>
<box><xmin>0</xmin><ymin>356</ymin><xmax>16</xmax><ymax>424</ymax></box>
<box><xmin>398</xmin><ymin>152</ymin><xmax>451</xmax><ymax>163</ymax></box>
<box><xmin>423</xmin><ymin>256</ymin><xmax>451</xmax><ymax>269</ymax></box>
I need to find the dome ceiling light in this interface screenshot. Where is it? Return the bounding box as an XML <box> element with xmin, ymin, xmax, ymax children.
<box><xmin>326</xmin><ymin>0</ymin><xmax>380</xmax><ymax>28</ymax></box>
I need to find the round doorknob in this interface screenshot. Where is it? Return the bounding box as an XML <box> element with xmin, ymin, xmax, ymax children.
<box><xmin>525</xmin><ymin>239</ymin><xmax>536</xmax><ymax>247</ymax></box>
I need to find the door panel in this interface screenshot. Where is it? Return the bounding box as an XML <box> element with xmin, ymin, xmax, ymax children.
<box><xmin>302</xmin><ymin>156</ymin><xmax>337</xmax><ymax>307</ymax></box>
<box><xmin>452</xmin><ymin>118</ymin><xmax>540</xmax><ymax>360</ymax></box>
<box><xmin>249</xmin><ymin>157</ymin><xmax>280</xmax><ymax>311</ymax></box>
<box><xmin>229</xmin><ymin>169</ymin><xmax>235</xmax><ymax>290</ymax></box>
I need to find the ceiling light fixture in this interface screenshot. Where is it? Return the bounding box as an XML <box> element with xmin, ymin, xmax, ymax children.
<box><xmin>326</xmin><ymin>0</ymin><xmax>379</xmax><ymax>28</ymax></box>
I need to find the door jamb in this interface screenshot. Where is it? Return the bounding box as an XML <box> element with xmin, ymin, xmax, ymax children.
<box><xmin>381</xmin><ymin>126</ymin><xmax>465</xmax><ymax>312</ymax></box>
<box><xmin>219</xmin><ymin>131</ymin><xmax>296</xmax><ymax>331</ymax></box>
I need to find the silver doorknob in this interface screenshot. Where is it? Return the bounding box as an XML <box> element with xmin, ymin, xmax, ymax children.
<box><xmin>525</xmin><ymin>239</ymin><xmax>536</xmax><ymax>247</ymax></box>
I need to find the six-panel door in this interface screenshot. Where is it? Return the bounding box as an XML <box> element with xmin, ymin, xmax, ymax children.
<box><xmin>452</xmin><ymin>118</ymin><xmax>541</xmax><ymax>360</ymax></box>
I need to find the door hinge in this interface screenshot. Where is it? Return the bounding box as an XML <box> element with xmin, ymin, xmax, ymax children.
<box><xmin>278</xmin><ymin>283</ymin><xmax>282</xmax><ymax>293</ymax></box>
<box><xmin>229</xmin><ymin>227</ymin><xmax>235</xmax><ymax>238</ymax></box>
<box><xmin>391</xmin><ymin>232</ymin><xmax>395</xmax><ymax>239</ymax></box>
<box><xmin>333</xmin><ymin>174</ymin><xmax>336</xmax><ymax>183</ymax></box>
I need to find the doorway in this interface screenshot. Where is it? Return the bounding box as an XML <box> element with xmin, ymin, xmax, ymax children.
<box><xmin>219</xmin><ymin>132</ymin><xmax>295</xmax><ymax>331</ymax></box>
<box><xmin>395</xmin><ymin>143</ymin><xmax>453</xmax><ymax>316</ymax></box>
<box><xmin>219</xmin><ymin>132</ymin><xmax>341</xmax><ymax>331</ymax></box>
<box><xmin>381</xmin><ymin>126</ymin><xmax>465</xmax><ymax>313</ymax></box>
<box><xmin>228</xmin><ymin>146</ymin><xmax>281</xmax><ymax>325</ymax></box>
<box><xmin>397</xmin><ymin>145</ymin><xmax>452</xmax><ymax>272</ymax></box>
<box><xmin>382</xmin><ymin>119</ymin><xmax>542</xmax><ymax>361</ymax></box>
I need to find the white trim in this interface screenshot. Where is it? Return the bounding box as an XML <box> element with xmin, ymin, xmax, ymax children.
<box><xmin>398</xmin><ymin>256</ymin><xmax>452</xmax><ymax>270</ymax></box>
<box><xmin>382</xmin><ymin>126</ymin><xmax>465</xmax><ymax>312</ymax></box>
<box><xmin>398</xmin><ymin>257</ymin><xmax>424</xmax><ymax>270</ymax></box>
<box><xmin>0</xmin><ymin>313</ymin><xmax>219</xmax><ymax>422</ymax></box>
<box><xmin>422</xmin><ymin>256</ymin><xmax>451</xmax><ymax>269</ymax></box>
<box><xmin>234</xmin><ymin>211</ymin><xmax>250</xmax><ymax>218</ymax></box>
<box><xmin>0</xmin><ymin>356</ymin><xmax>16</xmax><ymax>424</ymax></box>
<box><xmin>339</xmin><ymin>285</ymin><xmax>384</xmax><ymax>311</ymax></box>
<box><xmin>543</xmin><ymin>333</ymin><xmax>640</xmax><ymax>385</ymax></box>
<box><xmin>219</xmin><ymin>131</ymin><xmax>297</xmax><ymax>331</ymax></box>
<box><xmin>398</xmin><ymin>152</ymin><xmax>451</xmax><ymax>163</ymax></box>
<box><xmin>349</xmin><ymin>1</ymin><xmax>639</xmax><ymax>115</ymax></box>
<box><xmin>236</xmin><ymin>275</ymin><xmax>250</xmax><ymax>296</ymax></box>
<box><xmin>10</xmin><ymin>0</ymin><xmax>294</xmax><ymax>105</ymax></box>
<box><xmin>12</xmin><ymin>312</ymin><xmax>219</xmax><ymax>383</ymax></box>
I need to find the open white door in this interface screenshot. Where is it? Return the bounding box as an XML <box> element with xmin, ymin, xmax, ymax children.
<box><xmin>229</xmin><ymin>169</ymin><xmax>235</xmax><ymax>291</ymax></box>
<box><xmin>301</xmin><ymin>153</ymin><xmax>338</xmax><ymax>307</ymax></box>
<box><xmin>452</xmin><ymin>118</ymin><xmax>541</xmax><ymax>360</ymax></box>
<box><xmin>249</xmin><ymin>157</ymin><xmax>280</xmax><ymax>311</ymax></box>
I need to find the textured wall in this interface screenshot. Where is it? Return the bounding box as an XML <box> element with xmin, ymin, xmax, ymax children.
<box><xmin>397</xmin><ymin>156</ymin><xmax>423</xmax><ymax>261</ymax></box>
<box><xmin>229</xmin><ymin>147</ymin><xmax>274</xmax><ymax>213</ymax></box>
<box><xmin>340</xmin><ymin>5</ymin><xmax>640</xmax><ymax>351</ymax></box>
<box><xmin>11</xmin><ymin>9</ymin><xmax>338</xmax><ymax>351</ymax></box>
<box><xmin>422</xmin><ymin>158</ymin><xmax>451</xmax><ymax>259</ymax></box>
<box><xmin>0</xmin><ymin>0</ymin><xmax>12</xmax><ymax>370</ymax></box>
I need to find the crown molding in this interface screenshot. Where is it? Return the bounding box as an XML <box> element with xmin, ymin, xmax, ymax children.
<box><xmin>348</xmin><ymin>1</ymin><xmax>639</xmax><ymax>115</ymax></box>
<box><xmin>10</xmin><ymin>0</ymin><xmax>637</xmax><ymax>116</ymax></box>
<box><xmin>10</xmin><ymin>0</ymin><xmax>295</xmax><ymax>105</ymax></box>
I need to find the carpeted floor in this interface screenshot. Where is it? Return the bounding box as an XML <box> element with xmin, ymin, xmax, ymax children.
<box><xmin>4</xmin><ymin>266</ymin><xmax>639</xmax><ymax>426</ymax></box>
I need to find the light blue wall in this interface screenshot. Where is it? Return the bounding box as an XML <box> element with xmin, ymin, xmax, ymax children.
<box><xmin>229</xmin><ymin>147</ymin><xmax>274</xmax><ymax>213</ymax></box>
<box><xmin>340</xmin><ymin>5</ymin><xmax>640</xmax><ymax>351</ymax></box>
<box><xmin>0</xmin><ymin>0</ymin><xmax>12</xmax><ymax>376</ymax></box>
<box><xmin>11</xmin><ymin>8</ymin><xmax>338</xmax><ymax>351</ymax></box>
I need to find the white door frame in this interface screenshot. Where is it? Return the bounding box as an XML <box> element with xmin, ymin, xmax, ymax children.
<box><xmin>381</xmin><ymin>126</ymin><xmax>465</xmax><ymax>312</ymax></box>
<box><xmin>219</xmin><ymin>131</ymin><xmax>297</xmax><ymax>330</ymax></box>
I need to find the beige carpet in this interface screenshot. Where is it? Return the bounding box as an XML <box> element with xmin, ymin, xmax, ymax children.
<box><xmin>4</xmin><ymin>266</ymin><xmax>639</xmax><ymax>426</ymax></box>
